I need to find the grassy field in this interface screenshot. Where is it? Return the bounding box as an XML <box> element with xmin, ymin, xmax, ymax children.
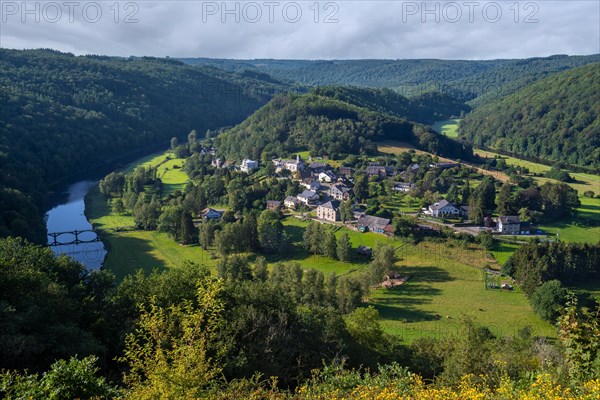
<box><xmin>275</xmin><ymin>217</ymin><xmax>398</xmax><ymax>276</ymax></box>
<box><xmin>490</xmin><ymin>241</ymin><xmax>520</xmax><ymax>266</ymax></box>
<box><xmin>369</xmin><ymin>241</ymin><xmax>555</xmax><ymax>342</ymax></box>
<box><xmin>537</xmin><ymin>196</ymin><xmax>600</xmax><ymax>243</ymax></box>
<box><xmin>432</xmin><ymin>119</ymin><xmax>460</xmax><ymax>138</ymax></box>
<box><xmin>475</xmin><ymin>149</ymin><xmax>600</xmax><ymax>196</ymax></box>
<box><xmin>86</xmin><ymin>187</ymin><xmax>217</xmax><ymax>280</ymax></box>
<box><xmin>279</xmin><ymin>218</ymin><xmax>553</xmax><ymax>341</ymax></box>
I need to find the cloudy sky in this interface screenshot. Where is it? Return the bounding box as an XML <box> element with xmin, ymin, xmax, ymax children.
<box><xmin>1</xmin><ymin>1</ymin><xmax>598</xmax><ymax>59</ymax></box>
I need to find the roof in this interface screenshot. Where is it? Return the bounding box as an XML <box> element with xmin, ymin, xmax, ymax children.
<box><xmin>308</xmin><ymin>162</ymin><xmax>327</xmax><ymax>169</ymax></box>
<box><xmin>267</xmin><ymin>200</ymin><xmax>281</xmax><ymax>207</ymax></box>
<box><xmin>366</xmin><ymin>165</ymin><xmax>385</xmax><ymax>174</ymax></box>
<box><xmin>298</xmin><ymin>190</ymin><xmax>318</xmax><ymax>199</ymax></box>
<box><xmin>498</xmin><ymin>216</ymin><xmax>521</xmax><ymax>224</ymax></box>
<box><xmin>319</xmin><ymin>200</ymin><xmax>341</xmax><ymax>210</ymax></box>
<box><xmin>284</xmin><ymin>196</ymin><xmax>298</xmax><ymax>203</ymax></box>
<box><xmin>331</xmin><ymin>184</ymin><xmax>352</xmax><ymax>193</ymax></box>
<box><xmin>429</xmin><ymin>199</ymin><xmax>458</xmax><ymax>211</ymax></box>
<box><xmin>357</xmin><ymin>214</ymin><xmax>391</xmax><ymax>230</ymax></box>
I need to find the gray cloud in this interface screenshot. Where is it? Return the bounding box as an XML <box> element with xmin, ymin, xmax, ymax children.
<box><xmin>0</xmin><ymin>1</ymin><xmax>598</xmax><ymax>59</ymax></box>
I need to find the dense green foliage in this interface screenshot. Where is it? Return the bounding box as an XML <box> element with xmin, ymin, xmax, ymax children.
<box><xmin>0</xmin><ymin>237</ymin><xmax>116</xmax><ymax>372</ymax></box>
<box><xmin>0</xmin><ymin>49</ymin><xmax>287</xmax><ymax>242</ymax></box>
<box><xmin>510</xmin><ymin>241</ymin><xmax>600</xmax><ymax>298</ymax></box>
<box><xmin>1</xmin><ymin>238</ymin><xmax>599</xmax><ymax>398</ymax></box>
<box><xmin>182</xmin><ymin>54</ymin><xmax>600</xmax><ymax>106</ymax></box>
<box><xmin>312</xmin><ymin>86</ymin><xmax>470</xmax><ymax>123</ymax></box>
<box><xmin>215</xmin><ymin>93</ymin><xmax>473</xmax><ymax>161</ymax></box>
<box><xmin>461</xmin><ymin>63</ymin><xmax>600</xmax><ymax>168</ymax></box>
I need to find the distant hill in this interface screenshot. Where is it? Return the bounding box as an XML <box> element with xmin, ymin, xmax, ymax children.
<box><xmin>460</xmin><ymin>63</ymin><xmax>600</xmax><ymax>168</ymax></box>
<box><xmin>312</xmin><ymin>86</ymin><xmax>470</xmax><ymax>124</ymax></box>
<box><xmin>215</xmin><ymin>93</ymin><xmax>472</xmax><ymax>162</ymax></box>
<box><xmin>0</xmin><ymin>49</ymin><xmax>288</xmax><ymax>242</ymax></box>
<box><xmin>180</xmin><ymin>55</ymin><xmax>600</xmax><ymax>106</ymax></box>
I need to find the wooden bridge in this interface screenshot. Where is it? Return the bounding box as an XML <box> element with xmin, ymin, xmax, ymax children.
<box><xmin>47</xmin><ymin>229</ymin><xmax>101</xmax><ymax>246</ymax></box>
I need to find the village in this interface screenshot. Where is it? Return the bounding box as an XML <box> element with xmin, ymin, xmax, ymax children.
<box><xmin>201</xmin><ymin>151</ymin><xmax>540</xmax><ymax>240</ymax></box>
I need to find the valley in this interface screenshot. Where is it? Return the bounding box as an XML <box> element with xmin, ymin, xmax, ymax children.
<box><xmin>1</xmin><ymin>49</ymin><xmax>599</xmax><ymax>398</ymax></box>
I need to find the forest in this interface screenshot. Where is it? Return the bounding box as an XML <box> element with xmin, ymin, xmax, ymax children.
<box><xmin>181</xmin><ymin>54</ymin><xmax>600</xmax><ymax>106</ymax></box>
<box><xmin>214</xmin><ymin>92</ymin><xmax>473</xmax><ymax>162</ymax></box>
<box><xmin>1</xmin><ymin>237</ymin><xmax>599</xmax><ymax>399</ymax></box>
<box><xmin>460</xmin><ymin>63</ymin><xmax>600</xmax><ymax>168</ymax></box>
<box><xmin>0</xmin><ymin>49</ymin><xmax>289</xmax><ymax>243</ymax></box>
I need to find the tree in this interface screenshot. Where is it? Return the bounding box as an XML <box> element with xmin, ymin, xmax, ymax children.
<box><xmin>198</xmin><ymin>222</ymin><xmax>215</xmax><ymax>250</ymax></box>
<box><xmin>111</xmin><ymin>198</ymin><xmax>125</xmax><ymax>214</ymax></box>
<box><xmin>346</xmin><ymin>306</ymin><xmax>387</xmax><ymax>353</ymax></box>
<box><xmin>477</xmin><ymin>231</ymin><xmax>494</xmax><ymax>250</ymax></box>
<box><xmin>446</xmin><ymin>183</ymin><xmax>460</xmax><ymax>204</ymax></box>
<box><xmin>369</xmin><ymin>244</ymin><xmax>396</xmax><ymax>284</ymax></box>
<box><xmin>179</xmin><ymin>211</ymin><xmax>197</xmax><ymax>245</ymax></box>
<box><xmin>324</xmin><ymin>230</ymin><xmax>337</xmax><ymax>259</ymax></box>
<box><xmin>257</xmin><ymin>210</ymin><xmax>285</xmax><ymax>253</ymax></box>
<box><xmin>170</xmin><ymin>136</ymin><xmax>179</xmax><ymax>150</ymax></box>
<box><xmin>340</xmin><ymin>200</ymin><xmax>354</xmax><ymax>222</ymax></box>
<box><xmin>337</xmin><ymin>277</ymin><xmax>363</xmax><ymax>313</ymax></box>
<box><xmin>0</xmin><ymin>356</ymin><xmax>116</xmax><ymax>400</ymax></box>
<box><xmin>217</xmin><ymin>255</ymin><xmax>252</xmax><ymax>281</ymax></box>
<box><xmin>188</xmin><ymin>129</ymin><xmax>197</xmax><ymax>145</ymax></box>
<box><xmin>468</xmin><ymin>194</ymin><xmax>484</xmax><ymax>225</ymax></box>
<box><xmin>496</xmin><ymin>183</ymin><xmax>513</xmax><ymax>215</ymax></box>
<box><xmin>461</xmin><ymin>179</ymin><xmax>471</xmax><ymax>204</ymax></box>
<box><xmin>353</xmin><ymin>174</ymin><xmax>369</xmax><ymax>202</ymax></box>
<box><xmin>118</xmin><ymin>279</ymin><xmax>225</xmax><ymax>398</ymax></box>
<box><xmin>540</xmin><ymin>182</ymin><xmax>581</xmax><ymax>221</ymax></box>
<box><xmin>253</xmin><ymin>256</ymin><xmax>268</xmax><ymax>281</ymax></box>
<box><xmin>531</xmin><ymin>280</ymin><xmax>567</xmax><ymax>322</ymax></box>
<box><xmin>99</xmin><ymin>172</ymin><xmax>125</xmax><ymax>197</ymax></box>
<box><xmin>557</xmin><ymin>294</ymin><xmax>600</xmax><ymax>382</ymax></box>
<box><xmin>336</xmin><ymin>232</ymin><xmax>352</xmax><ymax>261</ymax></box>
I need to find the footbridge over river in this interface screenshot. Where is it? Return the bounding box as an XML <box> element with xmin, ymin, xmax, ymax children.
<box><xmin>47</xmin><ymin>229</ymin><xmax>101</xmax><ymax>246</ymax></box>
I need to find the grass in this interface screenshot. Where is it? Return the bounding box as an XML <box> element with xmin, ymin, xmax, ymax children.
<box><xmin>369</xmin><ymin>241</ymin><xmax>555</xmax><ymax>342</ymax></box>
<box><xmin>537</xmin><ymin>196</ymin><xmax>600</xmax><ymax>243</ymax></box>
<box><xmin>157</xmin><ymin>158</ymin><xmax>188</xmax><ymax>197</ymax></box>
<box><xmin>274</xmin><ymin>217</ymin><xmax>398</xmax><ymax>276</ymax></box>
<box><xmin>490</xmin><ymin>242</ymin><xmax>520</xmax><ymax>266</ymax></box>
<box><xmin>431</xmin><ymin>119</ymin><xmax>460</xmax><ymax>138</ymax></box>
<box><xmin>277</xmin><ymin>218</ymin><xmax>553</xmax><ymax>341</ymax></box>
<box><xmin>475</xmin><ymin>149</ymin><xmax>600</xmax><ymax>196</ymax></box>
<box><xmin>85</xmin><ymin>187</ymin><xmax>217</xmax><ymax>281</ymax></box>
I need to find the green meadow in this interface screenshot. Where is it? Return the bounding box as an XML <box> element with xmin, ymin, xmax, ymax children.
<box><xmin>369</xmin><ymin>241</ymin><xmax>554</xmax><ymax>342</ymax></box>
<box><xmin>431</xmin><ymin>119</ymin><xmax>461</xmax><ymax>138</ymax></box>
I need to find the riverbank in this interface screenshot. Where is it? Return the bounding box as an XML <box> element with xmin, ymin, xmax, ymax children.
<box><xmin>84</xmin><ymin>153</ymin><xmax>218</xmax><ymax>281</ymax></box>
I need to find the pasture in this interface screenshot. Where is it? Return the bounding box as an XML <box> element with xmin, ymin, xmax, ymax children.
<box><xmin>431</xmin><ymin>119</ymin><xmax>461</xmax><ymax>138</ymax></box>
<box><xmin>85</xmin><ymin>187</ymin><xmax>217</xmax><ymax>280</ymax></box>
<box><xmin>369</xmin><ymin>241</ymin><xmax>554</xmax><ymax>342</ymax></box>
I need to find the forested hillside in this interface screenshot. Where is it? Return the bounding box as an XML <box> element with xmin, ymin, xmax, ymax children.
<box><xmin>0</xmin><ymin>49</ymin><xmax>287</xmax><ymax>242</ymax></box>
<box><xmin>181</xmin><ymin>55</ymin><xmax>600</xmax><ymax>106</ymax></box>
<box><xmin>460</xmin><ymin>63</ymin><xmax>600</xmax><ymax>168</ymax></box>
<box><xmin>312</xmin><ymin>86</ymin><xmax>470</xmax><ymax>123</ymax></box>
<box><xmin>215</xmin><ymin>92</ymin><xmax>472</xmax><ymax>161</ymax></box>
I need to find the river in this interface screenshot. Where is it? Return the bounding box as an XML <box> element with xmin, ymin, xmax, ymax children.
<box><xmin>45</xmin><ymin>180</ymin><xmax>107</xmax><ymax>270</ymax></box>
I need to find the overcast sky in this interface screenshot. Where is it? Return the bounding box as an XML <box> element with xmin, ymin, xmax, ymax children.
<box><xmin>1</xmin><ymin>1</ymin><xmax>598</xmax><ymax>59</ymax></box>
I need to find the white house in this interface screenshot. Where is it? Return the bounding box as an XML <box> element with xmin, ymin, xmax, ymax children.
<box><xmin>273</xmin><ymin>155</ymin><xmax>304</xmax><ymax>173</ymax></box>
<box><xmin>240</xmin><ymin>159</ymin><xmax>259</xmax><ymax>172</ymax></box>
<box><xmin>200</xmin><ymin>207</ymin><xmax>224</xmax><ymax>220</ymax></box>
<box><xmin>393</xmin><ymin>182</ymin><xmax>415</xmax><ymax>193</ymax></box>
<box><xmin>284</xmin><ymin>196</ymin><xmax>299</xmax><ymax>209</ymax></box>
<box><xmin>317</xmin><ymin>200</ymin><xmax>340</xmax><ymax>222</ymax></box>
<box><xmin>428</xmin><ymin>200</ymin><xmax>461</xmax><ymax>218</ymax></box>
<box><xmin>297</xmin><ymin>190</ymin><xmax>320</xmax><ymax>205</ymax></box>
<box><xmin>497</xmin><ymin>216</ymin><xmax>521</xmax><ymax>235</ymax></box>
<box><xmin>318</xmin><ymin>171</ymin><xmax>336</xmax><ymax>183</ymax></box>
